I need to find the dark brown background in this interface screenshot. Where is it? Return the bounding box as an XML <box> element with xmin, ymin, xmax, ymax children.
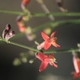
<box><xmin>0</xmin><ymin>0</ymin><xmax>80</xmax><ymax>80</ymax></box>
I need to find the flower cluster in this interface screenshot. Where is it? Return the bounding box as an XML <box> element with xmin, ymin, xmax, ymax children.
<box><xmin>1</xmin><ymin>23</ymin><xmax>60</xmax><ymax>72</ymax></box>
<box><xmin>35</xmin><ymin>31</ymin><xmax>60</xmax><ymax>72</ymax></box>
<box><xmin>0</xmin><ymin>0</ymin><xmax>79</xmax><ymax>79</ymax></box>
<box><xmin>16</xmin><ymin>0</ymin><xmax>35</xmax><ymax>41</ymax></box>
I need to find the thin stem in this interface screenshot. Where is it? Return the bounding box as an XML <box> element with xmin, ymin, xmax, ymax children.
<box><xmin>32</xmin><ymin>12</ymin><xmax>80</xmax><ymax>17</ymax></box>
<box><xmin>0</xmin><ymin>10</ymin><xmax>23</xmax><ymax>15</ymax></box>
<box><xmin>0</xmin><ymin>9</ymin><xmax>80</xmax><ymax>17</ymax></box>
<box><xmin>11</xmin><ymin>19</ymin><xmax>80</xmax><ymax>40</ymax></box>
<box><xmin>0</xmin><ymin>37</ymin><xmax>79</xmax><ymax>54</ymax></box>
<box><xmin>44</xmin><ymin>48</ymin><xmax>79</xmax><ymax>53</ymax></box>
<box><xmin>0</xmin><ymin>37</ymin><xmax>39</xmax><ymax>52</ymax></box>
<box><xmin>34</xmin><ymin>19</ymin><xmax>80</xmax><ymax>31</ymax></box>
<box><xmin>9</xmin><ymin>41</ymin><xmax>39</xmax><ymax>52</ymax></box>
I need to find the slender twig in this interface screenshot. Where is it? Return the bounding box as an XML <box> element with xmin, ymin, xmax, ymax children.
<box><xmin>11</xmin><ymin>19</ymin><xmax>80</xmax><ymax>40</ymax></box>
<box><xmin>36</xmin><ymin>0</ymin><xmax>55</xmax><ymax>20</ymax></box>
<box><xmin>0</xmin><ymin>10</ymin><xmax>23</xmax><ymax>15</ymax></box>
<box><xmin>34</xmin><ymin>19</ymin><xmax>80</xmax><ymax>31</ymax></box>
<box><xmin>0</xmin><ymin>37</ymin><xmax>79</xmax><ymax>54</ymax></box>
<box><xmin>0</xmin><ymin>37</ymin><xmax>39</xmax><ymax>52</ymax></box>
<box><xmin>0</xmin><ymin>9</ymin><xmax>80</xmax><ymax>17</ymax></box>
<box><xmin>32</xmin><ymin>12</ymin><xmax>80</xmax><ymax>17</ymax></box>
<box><xmin>44</xmin><ymin>48</ymin><xmax>79</xmax><ymax>53</ymax></box>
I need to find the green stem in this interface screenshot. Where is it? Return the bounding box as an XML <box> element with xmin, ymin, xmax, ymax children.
<box><xmin>44</xmin><ymin>48</ymin><xmax>79</xmax><ymax>53</ymax></box>
<box><xmin>0</xmin><ymin>9</ymin><xmax>80</xmax><ymax>17</ymax></box>
<box><xmin>0</xmin><ymin>10</ymin><xmax>23</xmax><ymax>15</ymax></box>
<box><xmin>11</xmin><ymin>19</ymin><xmax>80</xmax><ymax>40</ymax></box>
<box><xmin>32</xmin><ymin>12</ymin><xmax>80</xmax><ymax>17</ymax></box>
<box><xmin>34</xmin><ymin>19</ymin><xmax>80</xmax><ymax>31</ymax></box>
<box><xmin>9</xmin><ymin>41</ymin><xmax>39</xmax><ymax>52</ymax></box>
<box><xmin>0</xmin><ymin>38</ymin><xmax>39</xmax><ymax>52</ymax></box>
<box><xmin>0</xmin><ymin>37</ymin><xmax>79</xmax><ymax>54</ymax></box>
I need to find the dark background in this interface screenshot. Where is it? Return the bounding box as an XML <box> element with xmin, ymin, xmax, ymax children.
<box><xmin>0</xmin><ymin>0</ymin><xmax>80</xmax><ymax>80</ymax></box>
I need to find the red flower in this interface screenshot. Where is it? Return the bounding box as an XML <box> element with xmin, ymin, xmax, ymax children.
<box><xmin>16</xmin><ymin>16</ymin><xmax>26</xmax><ymax>33</ymax></box>
<box><xmin>22</xmin><ymin>0</ymin><xmax>31</xmax><ymax>6</ymax></box>
<box><xmin>17</xmin><ymin>21</ymin><xmax>26</xmax><ymax>33</ymax></box>
<box><xmin>35</xmin><ymin>52</ymin><xmax>58</xmax><ymax>72</ymax></box>
<box><xmin>72</xmin><ymin>72</ymin><xmax>80</xmax><ymax>79</ymax></box>
<box><xmin>72</xmin><ymin>56</ymin><xmax>80</xmax><ymax>79</ymax></box>
<box><xmin>37</xmin><ymin>31</ymin><xmax>60</xmax><ymax>50</ymax></box>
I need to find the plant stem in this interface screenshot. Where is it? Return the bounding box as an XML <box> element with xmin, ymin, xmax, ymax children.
<box><xmin>0</xmin><ymin>37</ymin><xmax>79</xmax><ymax>54</ymax></box>
<box><xmin>11</xmin><ymin>19</ymin><xmax>80</xmax><ymax>40</ymax></box>
<box><xmin>0</xmin><ymin>9</ymin><xmax>80</xmax><ymax>17</ymax></box>
<box><xmin>44</xmin><ymin>48</ymin><xmax>79</xmax><ymax>53</ymax></box>
<box><xmin>34</xmin><ymin>19</ymin><xmax>80</xmax><ymax>31</ymax></box>
<box><xmin>0</xmin><ymin>38</ymin><xmax>39</xmax><ymax>52</ymax></box>
<box><xmin>0</xmin><ymin>10</ymin><xmax>23</xmax><ymax>15</ymax></box>
<box><xmin>32</xmin><ymin>12</ymin><xmax>80</xmax><ymax>17</ymax></box>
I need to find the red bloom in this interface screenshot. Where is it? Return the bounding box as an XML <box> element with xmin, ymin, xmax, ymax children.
<box><xmin>72</xmin><ymin>56</ymin><xmax>80</xmax><ymax>79</ymax></box>
<box><xmin>22</xmin><ymin>0</ymin><xmax>31</xmax><ymax>6</ymax></box>
<box><xmin>17</xmin><ymin>21</ymin><xmax>26</xmax><ymax>33</ymax></box>
<box><xmin>37</xmin><ymin>31</ymin><xmax>60</xmax><ymax>50</ymax></box>
<box><xmin>16</xmin><ymin>16</ymin><xmax>26</xmax><ymax>33</ymax></box>
<box><xmin>72</xmin><ymin>72</ymin><xmax>80</xmax><ymax>79</ymax></box>
<box><xmin>35</xmin><ymin>52</ymin><xmax>58</xmax><ymax>72</ymax></box>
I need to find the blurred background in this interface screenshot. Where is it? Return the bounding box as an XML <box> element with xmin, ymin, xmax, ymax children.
<box><xmin>0</xmin><ymin>0</ymin><xmax>80</xmax><ymax>80</ymax></box>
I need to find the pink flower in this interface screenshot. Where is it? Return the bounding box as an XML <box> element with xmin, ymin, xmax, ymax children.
<box><xmin>72</xmin><ymin>56</ymin><xmax>80</xmax><ymax>79</ymax></box>
<box><xmin>35</xmin><ymin>52</ymin><xmax>58</xmax><ymax>72</ymax></box>
<box><xmin>37</xmin><ymin>31</ymin><xmax>60</xmax><ymax>50</ymax></box>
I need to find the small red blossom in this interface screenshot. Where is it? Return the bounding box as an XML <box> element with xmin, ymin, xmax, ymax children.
<box><xmin>17</xmin><ymin>16</ymin><xmax>26</xmax><ymax>33</ymax></box>
<box><xmin>35</xmin><ymin>52</ymin><xmax>58</xmax><ymax>72</ymax></box>
<box><xmin>22</xmin><ymin>0</ymin><xmax>31</xmax><ymax>6</ymax></box>
<box><xmin>72</xmin><ymin>72</ymin><xmax>80</xmax><ymax>79</ymax></box>
<box><xmin>16</xmin><ymin>16</ymin><xmax>35</xmax><ymax>41</ymax></box>
<box><xmin>72</xmin><ymin>56</ymin><xmax>80</xmax><ymax>79</ymax></box>
<box><xmin>37</xmin><ymin>31</ymin><xmax>60</xmax><ymax>50</ymax></box>
<box><xmin>17</xmin><ymin>21</ymin><xmax>26</xmax><ymax>32</ymax></box>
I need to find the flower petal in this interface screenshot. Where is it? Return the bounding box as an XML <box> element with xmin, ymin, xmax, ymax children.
<box><xmin>22</xmin><ymin>0</ymin><xmax>30</xmax><ymax>6</ymax></box>
<box><xmin>35</xmin><ymin>52</ymin><xmax>48</xmax><ymax>61</ymax></box>
<box><xmin>39</xmin><ymin>61</ymin><xmax>48</xmax><ymax>72</ymax></box>
<box><xmin>50</xmin><ymin>31</ymin><xmax>56</xmax><ymax>38</ymax></box>
<box><xmin>44</xmin><ymin>41</ymin><xmax>51</xmax><ymax>50</ymax></box>
<box><xmin>37</xmin><ymin>41</ymin><xmax>45</xmax><ymax>50</ymax></box>
<box><xmin>77</xmin><ymin>60</ymin><xmax>80</xmax><ymax>72</ymax></box>
<box><xmin>72</xmin><ymin>72</ymin><xmax>80</xmax><ymax>79</ymax></box>
<box><xmin>49</xmin><ymin>54</ymin><xmax>54</xmax><ymax>58</ymax></box>
<box><xmin>41</xmin><ymin>32</ymin><xmax>49</xmax><ymax>41</ymax></box>
<box><xmin>73</xmin><ymin>56</ymin><xmax>80</xmax><ymax>73</ymax></box>
<box><xmin>50</xmin><ymin>62</ymin><xmax>58</xmax><ymax>68</ymax></box>
<box><xmin>52</xmin><ymin>42</ymin><xmax>60</xmax><ymax>48</ymax></box>
<box><xmin>2</xmin><ymin>24</ymin><xmax>11</xmax><ymax>38</ymax></box>
<box><xmin>17</xmin><ymin>22</ymin><xmax>26</xmax><ymax>32</ymax></box>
